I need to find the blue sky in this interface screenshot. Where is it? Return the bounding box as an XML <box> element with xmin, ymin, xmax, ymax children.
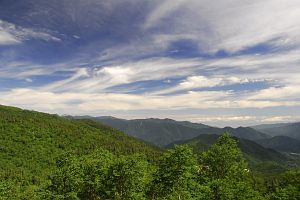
<box><xmin>1</xmin><ymin>0</ymin><xmax>300</xmax><ymax>127</ymax></box>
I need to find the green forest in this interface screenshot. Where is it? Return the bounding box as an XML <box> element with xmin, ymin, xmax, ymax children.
<box><xmin>0</xmin><ymin>105</ymin><xmax>299</xmax><ymax>199</ymax></box>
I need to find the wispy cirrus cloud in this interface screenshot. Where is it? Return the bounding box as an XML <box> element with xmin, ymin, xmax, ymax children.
<box><xmin>144</xmin><ymin>0</ymin><xmax>300</xmax><ymax>53</ymax></box>
<box><xmin>0</xmin><ymin>30</ymin><xmax>19</xmax><ymax>45</ymax></box>
<box><xmin>0</xmin><ymin>20</ymin><xmax>60</xmax><ymax>45</ymax></box>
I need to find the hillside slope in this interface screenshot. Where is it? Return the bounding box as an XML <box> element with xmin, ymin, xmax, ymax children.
<box><xmin>0</xmin><ymin>105</ymin><xmax>161</xmax><ymax>184</ymax></box>
<box><xmin>169</xmin><ymin>134</ymin><xmax>300</xmax><ymax>175</ymax></box>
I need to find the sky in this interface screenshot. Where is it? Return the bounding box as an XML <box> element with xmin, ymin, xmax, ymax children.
<box><xmin>1</xmin><ymin>0</ymin><xmax>300</xmax><ymax>127</ymax></box>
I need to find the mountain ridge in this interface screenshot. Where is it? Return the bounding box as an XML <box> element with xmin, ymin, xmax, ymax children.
<box><xmin>76</xmin><ymin>116</ymin><xmax>270</xmax><ymax>146</ymax></box>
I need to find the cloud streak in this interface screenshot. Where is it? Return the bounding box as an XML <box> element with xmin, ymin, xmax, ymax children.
<box><xmin>144</xmin><ymin>0</ymin><xmax>300</xmax><ymax>53</ymax></box>
<box><xmin>0</xmin><ymin>20</ymin><xmax>60</xmax><ymax>45</ymax></box>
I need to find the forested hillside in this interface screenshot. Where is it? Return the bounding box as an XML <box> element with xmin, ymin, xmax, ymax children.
<box><xmin>0</xmin><ymin>105</ymin><xmax>161</xmax><ymax>198</ymax></box>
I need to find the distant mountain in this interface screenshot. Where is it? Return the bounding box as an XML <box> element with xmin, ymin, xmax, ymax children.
<box><xmin>92</xmin><ymin>117</ymin><xmax>211</xmax><ymax>146</ymax></box>
<box><xmin>252</xmin><ymin>122</ymin><xmax>300</xmax><ymax>140</ymax></box>
<box><xmin>168</xmin><ymin>134</ymin><xmax>287</xmax><ymax>163</ymax></box>
<box><xmin>80</xmin><ymin>116</ymin><xmax>270</xmax><ymax>146</ymax></box>
<box><xmin>199</xmin><ymin>126</ymin><xmax>270</xmax><ymax>141</ymax></box>
<box><xmin>256</xmin><ymin>136</ymin><xmax>300</xmax><ymax>153</ymax></box>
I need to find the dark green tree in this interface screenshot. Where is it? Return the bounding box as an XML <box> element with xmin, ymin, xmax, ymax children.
<box><xmin>103</xmin><ymin>154</ymin><xmax>152</xmax><ymax>200</ymax></box>
<box><xmin>44</xmin><ymin>149</ymin><xmax>115</xmax><ymax>200</ymax></box>
<box><xmin>150</xmin><ymin>145</ymin><xmax>201</xmax><ymax>200</ymax></box>
<box><xmin>268</xmin><ymin>167</ymin><xmax>300</xmax><ymax>200</ymax></box>
<box><xmin>199</xmin><ymin>133</ymin><xmax>263</xmax><ymax>200</ymax></box>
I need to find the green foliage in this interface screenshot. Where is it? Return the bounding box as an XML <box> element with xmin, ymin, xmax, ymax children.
<box><xmin>150</xmin><ymin>145</ymin><xmax>200</xmax><ymax>200</ymax></box>
<box><xmin>44</xmin><ymin>150</ymin><xmax>152</xmax><ymax>200</ymax></box>
<box><xmin>199</xmin><ymin>133</ymin><xmax>264</xmax><ymax>200</ymax></box>
<box><xmin>267</xmin><ymin>167</ymin><xmax>300</xmax><ymax>200</ymax></box>
<box><xmin>200</xmin><ymin>133</ymin><xmax>248</xmax><ymax>179</ymax></box>
<box><xmin>269</xmin><ymin>185</ymin><xmax>300</xmax><ymax>200</ymax></box>
<box><xmin>0</xmin><ymin>105</ymin><xmax>161</xmax><ymax>199</ymax></box>
<box><xmin>104</xmin><ymin>154</ymin><xmax>152</xmax><ymax>200</ymax></box>
<box><xmin>175</xmin><ymin>133</ymin><xmax>290</xmax><ymax>175</ymax></box>
<box><xmin>44</xmin><ymin>137</ymin><xmax>265</xmax><ymax>200</ymax></box>
<box><xmin>43</xmin><ymin>149</ymin><xmax>114</xmax><ymax>199</ymax></box>
<box><xmin>0</xmin><ymin>180</ymin><xmax>16</xmax><ymax>200</ymax></box>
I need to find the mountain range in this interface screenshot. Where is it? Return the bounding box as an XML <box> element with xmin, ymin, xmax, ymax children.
<box><xmin>73</xmin><ymin>116</ymin><xmax>300</xmax><ymax>158</ymax></box>
<box><xmin>77</xmin><ymin>116</ymin><xmax>271</xmax><ymax>147</ymax></box>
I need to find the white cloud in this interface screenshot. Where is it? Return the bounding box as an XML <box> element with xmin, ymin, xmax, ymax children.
<box><xmin>0</xmin><ymin>59</ymin><xmax>88</xmax><ymax>81</ymax></box>
<box><xmin>0</xmin><ymin>31</ymin><xmax>20</xmax><ymax>45</ymax></box>
<box><xmin>43</xmin><ymin>68</ymin><xmax>90</xmax><ymax>91</ymax></box>
<box><xmin>183</xmin><ymin>115</ymin><xmax>300</xmax><ymax>127</ymax></box>
<box><xmin>144</xmin><ymin>0</ymin><xmax>186</xmax><ymax>30</ymax></box>
<box><xmin>40</xmin><ymin>57</ymin><xmax>203</xmax><ymax>93</ymax></box>
<box><xmin>249</xmin><ymin>86</ymin><xmax>300</xmax><ymax>100</ymax></box>
<box><xmin>261</xmin><ymin>116</ymin><xmax>298</xmax><ymax>123</ymax></box>
<box><xmin>153</xmin><ymin>75</ymin><xmax>253</xmax><ymax>95</ymax></box>
<box><xmin>145</xmin><ymin>0</ymin><xmax>300</xmax><ymax>53</ymax></box>
<box><xmin>0</xmin><ymin>89</ymin><xmax>227</xmax><ymax>113</ymax></box>
<box><xmin>190</xmin><ymin>116</ymin><xmax>258</xmax><ymax>123</ymax></box>
<box><xmin>0</xmin><ymin>20</ymin><xmax>60</xmax><ymax>45</ymax></box>
<box><xmin>25</xmin><ymin>78</ymin><xmax>33</xmax><ymax>83</ymax></box>
<box><xmin>1</xmin><ymin>88</ymin><xmax>299</xmax><ymax>116</ymax></box>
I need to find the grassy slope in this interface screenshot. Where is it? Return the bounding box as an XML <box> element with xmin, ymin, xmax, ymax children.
<box><xmin>0</xmin><ymin>105</ymin><xmax>161</xmax><ymax>184</ymax></box>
